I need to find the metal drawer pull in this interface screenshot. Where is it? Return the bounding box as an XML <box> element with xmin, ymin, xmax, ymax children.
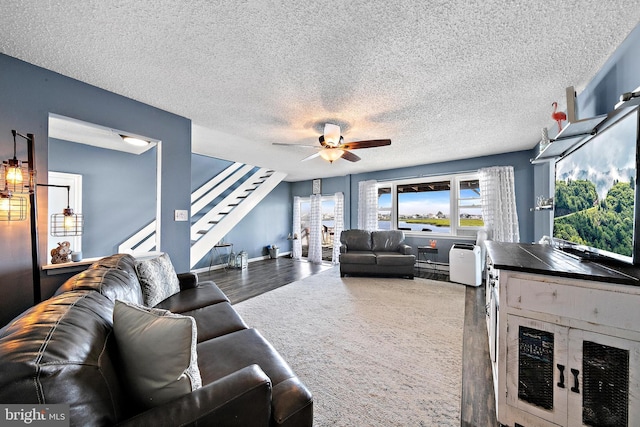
<box><xmin>570</xmin><ymin>368</ymin><xmax>580</xmax><ymax>393</ymax></box>
<box><xmin>557</xmin><ymin>364</ymin><xmax>565</xmax><ymax>388</ymax></box>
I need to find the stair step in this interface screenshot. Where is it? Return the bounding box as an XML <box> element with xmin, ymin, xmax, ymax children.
<box><xmin>197</xmin><ymin>230</ymin><xmax>208</xmax><ymax>235</ymax></box>
<box><xmin>208</xmin><ymin>221</ymin><xmax>219</xmax><ymax>225</ymax></box>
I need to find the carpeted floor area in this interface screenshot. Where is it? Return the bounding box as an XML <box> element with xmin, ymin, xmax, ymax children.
<box><xmin>233</xmin><ymin>267</ymin><xmax>465</xmax><ymax>426</ymax></box>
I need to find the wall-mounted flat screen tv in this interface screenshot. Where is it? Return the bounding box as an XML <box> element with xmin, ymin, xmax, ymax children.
<box><xmin>553</xmin><ymin>107</ymin><xmax>639</xmax><ymax>264</ymax></box>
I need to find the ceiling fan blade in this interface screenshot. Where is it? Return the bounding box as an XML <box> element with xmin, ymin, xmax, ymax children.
<box><xmin>341</xmin><ymin>139</ymin><xmax>391</xmax><ymax>150</ymax></box>
<box><xmin>323</xmin><ymin>123</ymin><xmax>341</xmax><ymax>145</ymax></box>
<box><xmin>301</xmin><ymin>152</ymin><xmax>321</xmax><ymax>162</ymax></box>
<box><xmin>341</xmin><ymin>150</ymin><xmax>361</xmax><ymax>162</ymax></box>
<box><xmin>272</xmin><ymin>142</ymin><xmax>318</xmax><ymax>148</ymax></box>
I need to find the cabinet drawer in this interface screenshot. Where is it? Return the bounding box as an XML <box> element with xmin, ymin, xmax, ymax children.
<box><xmin>506</xmin><ymin>277</ymin><xmax>640</xmax><ymax>332</ymax></box>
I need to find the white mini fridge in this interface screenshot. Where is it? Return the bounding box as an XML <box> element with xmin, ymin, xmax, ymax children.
<box><xmin>449</xmin><ymin>243</ymin><xmax>482</xmax><ymax>286</ymax></box>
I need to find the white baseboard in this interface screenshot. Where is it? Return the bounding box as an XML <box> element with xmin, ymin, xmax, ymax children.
<box><xmin>191</xmin><ymin>251</ymin><xmax>293</xmax><ymax>274</ymax></box>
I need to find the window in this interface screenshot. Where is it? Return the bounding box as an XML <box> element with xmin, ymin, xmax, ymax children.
<box><xmin>298</xmin><ymin>196</ymin><xmax>337</xmax><ymax>256</ymax></box>
<box><xmin>397</xmin><ymin>180</ymin><xmax>451</xmax><ymax>233</ymax></box>
<box><xmin>377</xmin><ymin>186</ymin><xmax>392</xmax><ymax>230</ymax></box>
<box><xmin>458</xmin><ymin>178</ymin><xmax>483</xmax><ymax>228</ymax></box>
<box><xmin>376</xmin><ymin>173</ymin><xmax>483</xmax><ymax>236</ymax></box>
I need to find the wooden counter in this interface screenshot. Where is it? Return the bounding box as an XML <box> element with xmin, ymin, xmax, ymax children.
<box><xmin>484</xmin><ymin>241</ymin><xmax>640</xmax><ymax>285</ymax></box>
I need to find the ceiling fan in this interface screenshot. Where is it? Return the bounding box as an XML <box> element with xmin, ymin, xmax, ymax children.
<box><xmin>274</xmin><ymin>123</ymin><xmax>391</xmax><ymax>163</ymax></box>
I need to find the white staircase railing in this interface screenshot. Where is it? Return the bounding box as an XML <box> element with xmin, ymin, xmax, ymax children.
<box><xmin>190</xmin><ymin>168</ymin><xmax>286</xmax><ymax>268</ymax></box>
<box><xmin>118</xmin><ymin>162</ymin><xmax>286</xmax><ymax>269</ymax></box>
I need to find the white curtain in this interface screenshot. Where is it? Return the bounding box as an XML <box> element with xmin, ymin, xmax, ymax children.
<box><xmin>332</xmin><ymin>192</ymin><xmax>344</xmax><ymax>265</ymax></box>
<box><xmin>308</xmin><ymin>194</ymin><xmax>323</xmax><ymax>264</ymax></box>
<box><xmin>292</xmin><ymin>196</ymin><xmax>302</xmax><ymax>259</ymax></box>
<box><xmin>358</xmin><ymin>180</ymin><xmax>378</xmax><ymax>231</ymax></box>
<box><xmin>479</xmin><ymin>166</ymin><xmax>520</xmax><ymax>243</ymax></box>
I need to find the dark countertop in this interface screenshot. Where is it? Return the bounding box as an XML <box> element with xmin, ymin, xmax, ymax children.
<box><xmin>485</xmin><ymin>242</ymin><xmax>640</xmax><ymax>286</ymax></box>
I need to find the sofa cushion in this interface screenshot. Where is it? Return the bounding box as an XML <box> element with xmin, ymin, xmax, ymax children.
<box><xmin>339</xmin><ymin>251</ymin><xmax>377</xmax><ymax>265</ymax></box>
<box><xmin>340</xmin><ymin>229</ymin><xmax>372</xmax><ymax>251</ymax></box>
<box><xmin>89</xmin><ymin>253</ymin><xmax>138</xmax><ymax>274</ymax></box>
<box><xmin>154</xmin><ymin>281</ymin><xmax>229</xmax><ymax>313</ymax></box>
<box><xmin>197</xmin><ymin>328</ymin><xmax>313</xmax><ymax>426</ymax></box>
<box><xmin>371</xmin><ymin>230</ymin><xmax>405</xmax><ymax>252</ymax></box>
<box><xmin>135</xmin><ymin>253</ymin><xmax>181</xmax><ymax>307</ymax></box>
<box><xmin>55</xmin><ymin>267</ymin><xmax>144</xmax><ymax>305</ymax></box>
<box><xmin>179</xmin><ymin>301</ymin><xmax>248</xmax><ymax>342</ymax></box>
<box><xmin>113</xmin><ymin>300</ymin><xmax>202</xmax><ymax>408</ymax></box>
<box><xmin>375</xmin><ymin>252</ymin><xmax>416</xmax><ymax>266</ymax></box>
<box><xmin>0</xmin><ymin>291</ymin><xmax>126</xmax><ymax>426</ymax></box>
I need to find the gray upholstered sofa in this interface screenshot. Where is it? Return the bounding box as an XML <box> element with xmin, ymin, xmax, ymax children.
<box><xmin>339</xmin><ymin>229</ymin><xmax>416</xmax><ymax>278</ymax></box>
<box><xmin>0</xmin><ymin>253</ymin><xmax>312</xmax><ymax>427</ymax></box>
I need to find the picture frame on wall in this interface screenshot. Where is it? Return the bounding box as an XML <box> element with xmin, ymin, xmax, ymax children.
<box><xmin>312</xmin><ymin>179</ymin><xmax>321</xmax><ymax>195</ymax></box>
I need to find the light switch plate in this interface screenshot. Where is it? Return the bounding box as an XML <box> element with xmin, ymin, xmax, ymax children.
<box><xmin>174</xmin><ymin>209</ymin><xmax>189</xmax><ymax>221</ymax></box>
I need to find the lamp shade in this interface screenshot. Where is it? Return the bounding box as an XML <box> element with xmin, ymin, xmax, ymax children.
<box><xmin>323</xmin><ymin>124</ymin><xmax>341</xmax><ymax>146</ymax></box>
<box><xmin>319</xmin><ymin>148</ymin><xmax>344</xmax><ymax>163</ymax></box>
<box><xmin>0</xmin><ymin>194</ymin><xmax>27</xmax><ymax>221</ymax></box>
<box><xmin>51</xmin><ymin>208</ymin><xmax>83</xmax><ymax>236</ymax></box>
<box><xmin>1</xmin><ymin>161</ymin><xmax>33</xmax><ymax>195</ymax></box>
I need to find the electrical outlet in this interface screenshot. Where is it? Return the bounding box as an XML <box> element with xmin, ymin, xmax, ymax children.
<box><xmin>174</xmin><ymin>209</ymin><xmax>189</xmax><ymax>221</ymax></box>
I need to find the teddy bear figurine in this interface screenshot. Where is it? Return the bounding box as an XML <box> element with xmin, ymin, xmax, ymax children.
<box><xmin>51</xmin><ymin>241</ymin><xmax>72</xmax><ymax>264</ymax></box>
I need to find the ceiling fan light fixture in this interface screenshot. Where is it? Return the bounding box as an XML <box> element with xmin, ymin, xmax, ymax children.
<box><xmin>323</xmin><ymin>123</ymin><xmax>342</xmax><ymax>146</ymax></box>
<box><xmin>319</xmin><ymin>148</ymin><xmax>344</xmax><ymax>163</ymax></box>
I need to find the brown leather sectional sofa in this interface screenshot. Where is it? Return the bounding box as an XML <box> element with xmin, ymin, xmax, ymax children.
<box><xmin>0</xmin><ymin>254</ymin><xmax>313</xmax><ymax>426</ymax></box>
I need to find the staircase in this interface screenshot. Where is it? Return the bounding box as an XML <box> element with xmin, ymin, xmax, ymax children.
<box><xmin>118</xmin><ymin>162</ymin><xmax>286</xmax><ymax>269</ymax></box>
<box><xmin>190</xmin><ymin>164</ymin><xmax>286</xmax><ymax>268</ymax></box>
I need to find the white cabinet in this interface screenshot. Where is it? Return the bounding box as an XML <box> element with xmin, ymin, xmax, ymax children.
<box><xmin>505</xmin><ymin>315</ymin><xmax>640</xmax><ymax>426</ymax></box>
<box><xmin>492</xmin><ymin>268</ymin><xmax>640</xmax><ymax>427</ymax></box>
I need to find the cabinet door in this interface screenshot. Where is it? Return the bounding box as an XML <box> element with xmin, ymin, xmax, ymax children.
<box><xmin>567</xmin><ymin>329</ymin><xmax>640</xmax><ymax>427</ymax></box>
<box><xmin>506</xmin><ymin>315</ymin><xmax>568</xmax><ymax>426</ymax></box>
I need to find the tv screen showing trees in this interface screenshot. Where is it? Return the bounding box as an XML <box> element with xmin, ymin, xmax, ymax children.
<box><xmin>553</xmin><ymin>108</ymin><xmax>638</xmax><ymax>263</ymax></box>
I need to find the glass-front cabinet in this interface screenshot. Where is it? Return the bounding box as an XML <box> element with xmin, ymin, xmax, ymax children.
<box><xmin>506</xmin><ymin>315</ymin><xmax>640</xmax><ymax>426</ymax></box>
<box><xmin>486</xmin><ymin>242</ymin><xmax>640</xmax><ymax>427</ymax></box>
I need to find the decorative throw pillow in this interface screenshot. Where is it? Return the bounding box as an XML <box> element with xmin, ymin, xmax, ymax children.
<box><xmin>113</xmin><ymin>300</ymin><xmax>202</xmax><ymax>408</ymax></box>
<box><xmin>135</xmin><ymin>253</ymin><xmax>181</xmax><ymax>307</ymax></box>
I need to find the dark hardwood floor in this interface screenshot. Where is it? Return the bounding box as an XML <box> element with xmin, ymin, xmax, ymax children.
<box><xmin>199</xmin><ymin>257</ymin><xmax>497</xmax><ymax>426</ymax></box>
<box><xmin>198</xmin><ymin>257</ymin><xmax>333</xmax><ymax>304</ymax></box>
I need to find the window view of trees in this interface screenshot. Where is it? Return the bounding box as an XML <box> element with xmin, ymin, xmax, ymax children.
<box><xmin>554</xmin><ymin>179</ymin><xmax>635</xmax><ymax>256</ymax></box>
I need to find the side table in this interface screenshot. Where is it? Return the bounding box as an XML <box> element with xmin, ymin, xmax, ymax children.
<box><xmin>417</xmin><ymin>246</ymin><xmax>438</xmax><ymax>273</ymax></box>
<box><xmin>210</xmin><ymin>243</ymin><xmax>233</xmax><ymax>271</ymax></box>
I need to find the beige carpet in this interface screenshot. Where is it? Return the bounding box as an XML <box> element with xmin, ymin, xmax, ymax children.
<box><xmin>233</xmin><ymin>267</ymin><xmax>465</xmax><ymax>426</ymax></box>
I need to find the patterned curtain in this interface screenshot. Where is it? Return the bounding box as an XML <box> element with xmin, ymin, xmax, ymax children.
<box><xmin>332</xmin><ymin>192</ymin><xmax>344</xmax><ymax>265</ymax></box>
<box><xmin>479</xmin><ymin>166</ymin><xmax>520</xmax><ymax>243</ymax></box>
<box><xmin>358</xmin><ymin>180</ymin><xmax>378</xmax><ymax>231</ymax></box>
<box><xmin>308</xmin><ymin>194</ymin><xmax>323</xmax><ymax>264</ymax></box>
<box><xmin>292</xmin><ymin>196</ymin><xmax>302</xmax><ymax>259</ymax></box>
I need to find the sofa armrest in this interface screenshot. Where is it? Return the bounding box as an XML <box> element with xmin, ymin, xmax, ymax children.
<box><xmin>177</xmin><ymin>272</ymin><xmax>199</xmax><ymax>290</ymax></box>
<box><xmin>399</xmin><ymin>244</ymin><xmax>413</xmax><ymax>255</ymax></box>
<box><xmin>339</xmin><ymin>244</ymin><xmax>347</xmax><ymax>254</ymax></box>
<box><xmin>117</xmin><ymin>364</ymin><xmax>272</xmax><ymax>427</ymax></box>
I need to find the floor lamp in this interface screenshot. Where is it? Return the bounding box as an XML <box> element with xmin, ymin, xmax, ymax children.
<box><xmin>2</xmin><ymin>131</ymin><xmax>84</xmax><ymax>304</ymax></box>
<box><xmin>0</xmin><ymin>131</ymin><xmax>40</xmax><ymax>304</ymax></box>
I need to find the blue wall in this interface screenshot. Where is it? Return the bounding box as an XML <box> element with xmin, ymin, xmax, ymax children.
<box><xmin>291</xmin><ymin>150</ymin><xmax>533</xmax><ymax>264</ymax></box>
<box><xmin>533</xmin><ymin>24</ymin><xmax>640</xmax><ymax>239</ymax></box>
<box><xmin>49</xmin><ymin>138</ymin><xmax>157</xmax><ymax>257</ymax></box>
<box><xmin>0</xmin><ymin>54</ymin><xmax>192</xmax><ymax>325</ymax></box>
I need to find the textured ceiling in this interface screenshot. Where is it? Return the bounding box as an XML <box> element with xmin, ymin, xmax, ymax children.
<box><xmin>1</xmin><ymin>1</ymin><xmax>639</xmax><ymax>181</ymax></box>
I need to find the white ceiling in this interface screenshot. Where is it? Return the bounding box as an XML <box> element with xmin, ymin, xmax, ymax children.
<box><xmin>1</xmin><ymin>1</ymin><xmax>639</xmax><ymax>181</ymax></box>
